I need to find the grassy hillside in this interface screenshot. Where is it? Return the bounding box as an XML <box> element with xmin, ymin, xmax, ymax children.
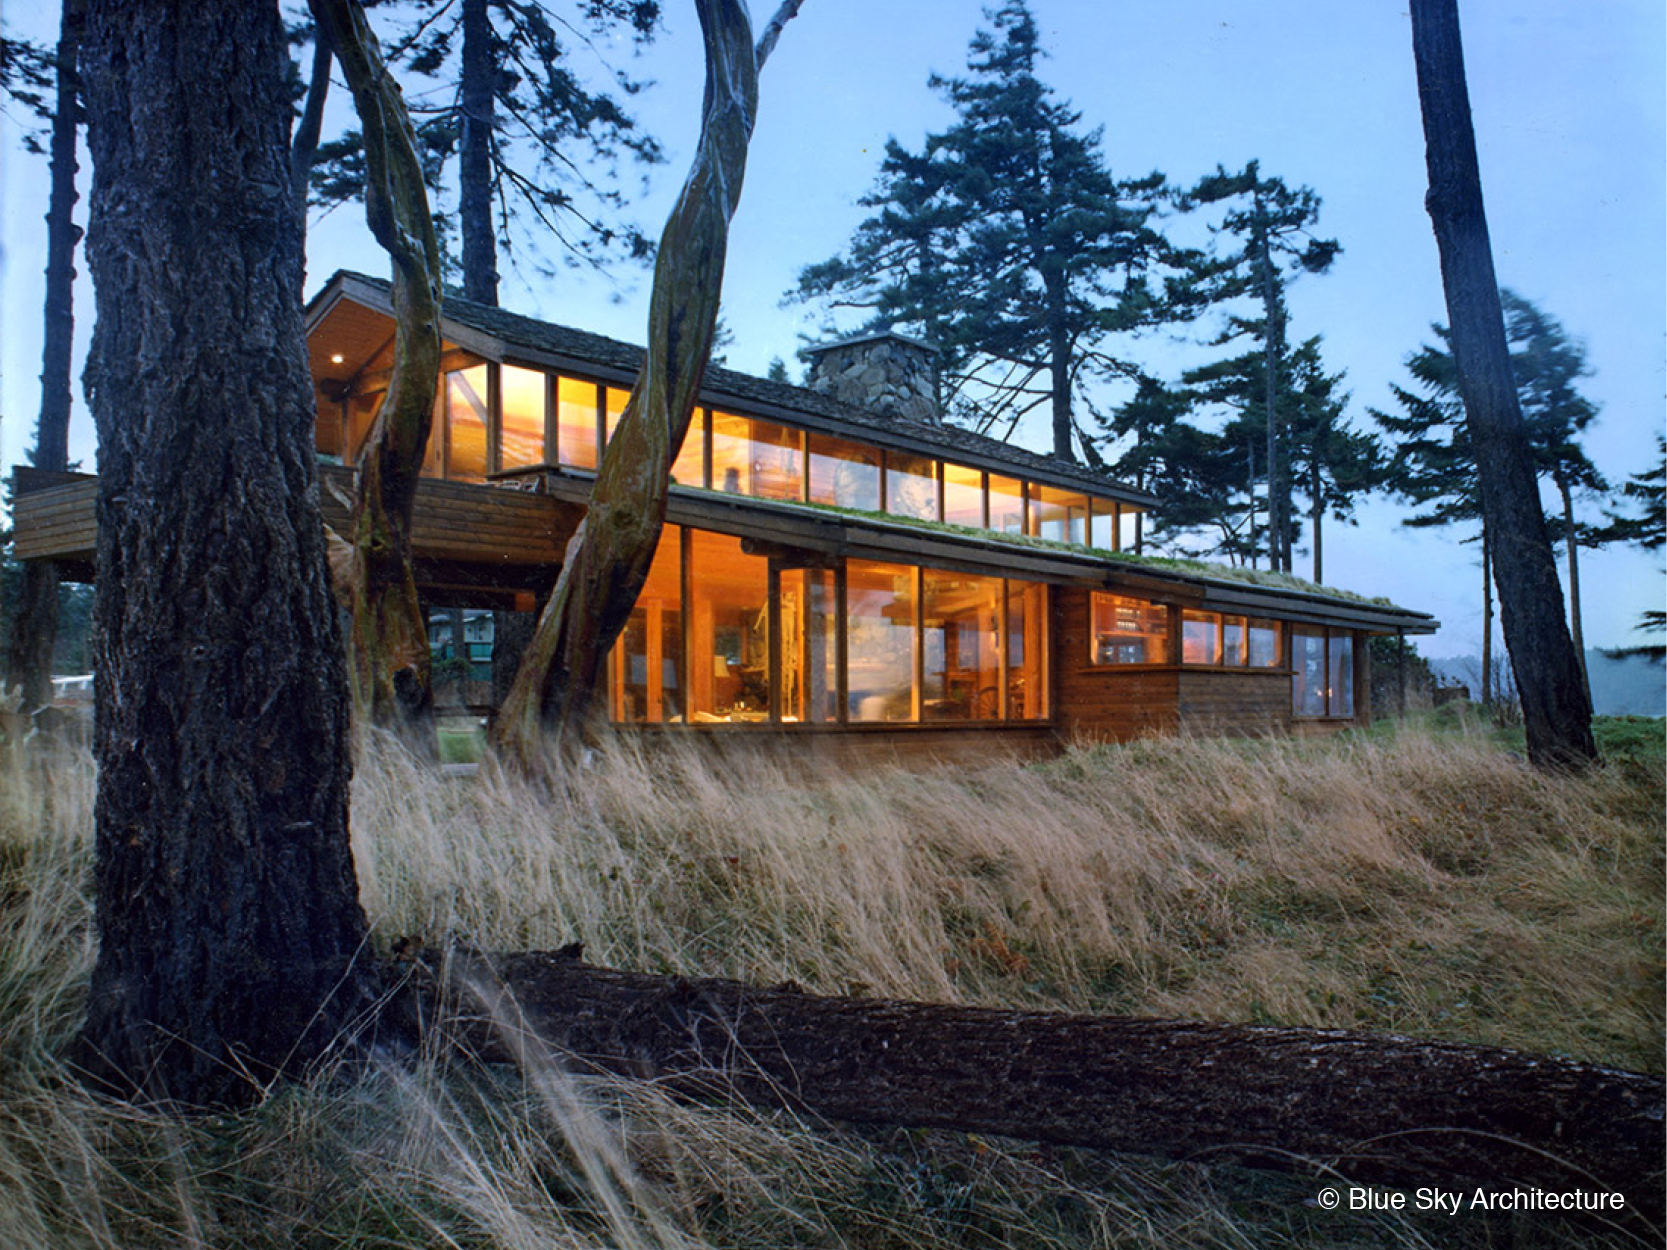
<box><xmin>2</xmin><ymin>719</ymin><xmax>1660</xmax><ymax>1248</ymax></box>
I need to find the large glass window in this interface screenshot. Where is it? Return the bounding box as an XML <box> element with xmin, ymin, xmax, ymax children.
<box><xmin>886</xmin><ymin>453</ymin><xmax>939</xmax><ymax>521</ymax></box>
<box><xmin>446</xmin><ymin>365</ymin><xmax>490</xmax><ymax>482</ymax></box>
<box><xmin>778</xmin><ymin>567</ymin><xmax>838</xmax><ymax>723</ymax></box>
<box><xmin>499</xmin><ymin>365</ymin><xmax>547</xmax><ymax>470</ymax></box>
<box><xmin>1029</xmin><ymin>485</ymin><xmax>1087</xmax><ymax>544</ymax></box>
<box><xmin>604</xmin><ymin>385</ymin><xmax>630</xmax><ymax>449</ymax></box>
<box><xmin>846</xmin><ymin>560</ymin><xmax>916</xmax><ymax>722</ymax></box>
<box><xmin>712</xmin><ymin>411</ymin><xmax>802</xmax><ymax>500</ymax></box>
<box><xmin>688</xmin><ymin>530</ymin><xmax>771</xmax><ymax>721</ymax></box>
<box><xmin>807</xmin><ymin>433</ymin><xmax>881</xmax><ymax>510</ymax></box>
<box><xmin>988</xmin><ymin>474</ymin><xmax>1025</xmax><ymax>534</ymax></box>
<box><xmin>922</xmin><ymin>572</ymin><xmax>1002</xmax><ymax>721</ymax></box>
<box><xmin>1007</xmin><ymin>580</ymin><xmax>1049</xmax><ymax>720</ymax></box>
<box><xmin>671</xmin><ymin>409</ymin><xmax>706</xmax><ymax>488</ymax></box>
<box><xmin>1328</xmin><ymin>632</ymin><xmax>1355</xmax><ymax>718</ymax></box>
<box><xmin>942</xmin><ymin>465</ymin><xmax>985</xmax><ymax>529</ymax></box>
<box><xmin>1090</xmin><ymin>593</ymin><xmax>1170</xmax><ymax>665</ymax></box>
<box><xmin>557</xmin><ymin>376</ymin><xmax>599</xmax><ymax>469</ymax></box>
<box><xmin>1088</xmin><ymin>498</ymin><xmax>1121</xmax><ymax>551</ymax></box>
<box><xmin>609</xmin><ymin>525</ymin><xmax>682</xmax><ymax>724</ymax></box>
<box><xmin>1292</xmin><ymin>627</ymin><xmax>1354</xmax><ymax>717</ymax></box>
<box><xmin>1292</xmin><ymin>628</ymin><xmax>1328</xmax><ymax>717</ymax></box>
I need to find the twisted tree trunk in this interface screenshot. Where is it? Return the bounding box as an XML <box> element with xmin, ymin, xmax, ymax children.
<box><xmin>492</xmin><ymin>0</ymin><xmax>803</xmax><ymax>765</ymax></box>
<box><xmin>311</xmin><ymin>0</ymin><xmax>445</xmax><ymax>740</ymax></box>
<box><xmin>1410</xmin><ymin>0</ymin><xmax>1595</xmax><ymax>768</ymax></box>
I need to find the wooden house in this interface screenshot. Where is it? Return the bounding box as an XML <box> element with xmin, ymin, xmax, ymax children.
<box><xmin>12</xmin><ymin>271</ymin><xmax>1436</xmax><ymax>762</ymax></box>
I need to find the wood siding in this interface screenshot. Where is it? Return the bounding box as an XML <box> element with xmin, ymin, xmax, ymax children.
<box><xmin>11</xmin><ymin>466</ymin><xmax>578</xmax><ymax>585</ymax></box>
<box><xmin>12</xmin><ymin>474</ymin><xmax>97</xmax><ymax>562</ymax></box>
<box><xmin>1054</xmin><ymin>584</ymin><xmax>1369</xmax><ymax>742</ymax></box>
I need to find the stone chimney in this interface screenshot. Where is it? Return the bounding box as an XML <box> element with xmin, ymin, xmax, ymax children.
<box><xmin>803</xmin><ymin>330</ymin><xmax>940</xmax><ymax>424</ymax></box>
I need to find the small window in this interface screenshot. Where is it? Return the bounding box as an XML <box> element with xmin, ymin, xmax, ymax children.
<box><xmin>1090</xmin><ymin>593</ymin><xmax>1169</xmax><ymax>665</ymax></box>
<box><xmin>1248</xmin><ymin>619</ymin><xmax>1282</xmax><ymax>667</ymax></box>
<box><xmin>1181</xmin><ymin>610</ymin><xmax>1220</xmax><ymax>665</ymax></box>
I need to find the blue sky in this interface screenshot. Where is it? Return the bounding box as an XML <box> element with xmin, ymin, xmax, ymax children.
<box><xmin>3</xmin><ymin>0</ymin><xmax>1662</xmax><ymax>660</ymax></box>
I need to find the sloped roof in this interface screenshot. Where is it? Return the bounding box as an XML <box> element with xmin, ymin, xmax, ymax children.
<box><xmin>307</xmin><ymin>270</ymin><xmax>1158</xmax><ymax>508</ymax></box>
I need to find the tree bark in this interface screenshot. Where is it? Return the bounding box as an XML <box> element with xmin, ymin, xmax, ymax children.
<box><xmin>1409</xmin><ymin>0</ymin><xmax>1595</xmax><ymax>769</ymax></box>
<box><xmin>418</xmin><ymin>953</ymin><xmax>1664</xmax><ymax>1221</ymax></box>
<box><xmin>1481</xmin><ymin>531</ymin><xmax>1494</xmax><ymax>707</ymax></box>
<box><xmin>1254</xmin><ymin>218</ymin><xmax>1294</xmax><ymax>575</ymax></box>
<box><xmin>1558</xmin><ymin>473</ymin><xmax>1591</xmax><ymax>702</ymax></box>
<box><xmin>6</xmin><ymin>0</ymin><xmax>84</xmax><ymax>714</ymax></box>
<box><xmin>459</xmin><ymin>0</ymin><xmax>498</xmax><ymax>306</ymax></box>
<box><xmin>1311</xmin><ymin>455</ymin><xmax>1323</xmax><ymax>583</ymax></box>
<box><xmin>312</xmin><ymin>0</ymin><xmax>445</xmax><ymax>740</ymax></box>
<box><xmin>492</xmin><ymin>0</ymin><xmax>795</xmax><ymax>765</ymax></box>
<box><xmin>78</xmin><ymin>0</ymin><xmax>371</xmax><ymax>1105</ymax></box>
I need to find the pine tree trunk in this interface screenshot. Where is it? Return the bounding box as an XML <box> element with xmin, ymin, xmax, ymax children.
<box><xmin>459</xmin><ymin>0</ymin><xmax>498</xmax><ymax>306</ymax></box>
<box><xmin>313</xmin><ymin>0</ymin><xmax>445</xmax><ymax>740</ymax></box>
<box><xmin>1046</xmin><ymin>277</ymin><xmax>1074</xmax><ymax>462</ymax></box>
<box><xmin>1311</xmin><ymin>456</ymin><xmax>1323</xmax><ymax>584</ymax></box>
<box><xmin>1481</xmin><ymin>532</ymin><xmax>1493</xmax><ymax>707</ymax></box>
<box><xmin>78</xmin><ymin>0</ymin><xmax>371</xmax><ymax>1105</ymax></box>
<box><xmin>1558</xmin><ymin>474</ymin><xmax>1591</xmax><ymax>703</ymax></box>
<box><xmin>6</xmin><ymin>0</ymin><xmax>84</xmax><ymax>713</ymax></box>
<box><xmin>1410</xmin><ymin>0</ymin><xmax>1595</xmax><ymax>768</ymax></box>
<box><xmin>492</xmin><ymin>0</ymin><xmax>779</xmax><ymax>764</ymax></box>
<box><xmin>1255</xmin><ymin>206</ymin><xmax>1287</xmax><ymax>573</ymax></box>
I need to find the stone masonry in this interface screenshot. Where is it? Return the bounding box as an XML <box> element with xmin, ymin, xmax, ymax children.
<box><xmin>804</xmin><ymin>331</ymin><xmax>940</xmax><ymax>424</ymax></box>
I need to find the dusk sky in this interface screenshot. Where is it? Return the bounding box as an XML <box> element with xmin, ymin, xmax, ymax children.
<box><xmin>2</xmin><ymin>0</ymin><xmax>1662</xmax><ymax>663</ymax></box>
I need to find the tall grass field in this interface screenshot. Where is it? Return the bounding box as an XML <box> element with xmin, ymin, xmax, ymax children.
<box><xmin>2</xmin><ymin>715</ymin><xmax>1661</xmax><ymax>1248</ymax></box>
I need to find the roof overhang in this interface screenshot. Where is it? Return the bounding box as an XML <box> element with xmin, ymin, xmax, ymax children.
<box><xmin>531</xmin><ymin>470</ymin><xmax>1439</xmax><ymax>635</ymax></box>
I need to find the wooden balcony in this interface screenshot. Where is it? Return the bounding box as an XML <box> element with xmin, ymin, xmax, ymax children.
<box><xmin>11</xmin><ymin>465</ymin><xmax>580</xmax><ymax>603</ymax></box>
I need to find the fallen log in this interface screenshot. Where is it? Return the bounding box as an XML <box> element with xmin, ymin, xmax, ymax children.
<box><xmin>403</xmin><ymin>951</ymin><xmax>1664</xmax><ymax>1226</ymax></box>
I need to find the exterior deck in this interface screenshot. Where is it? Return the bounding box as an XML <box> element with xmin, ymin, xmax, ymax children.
<box><xmin>12</xmin><ymin>465</ymin><xmax>580</xmax><ymax>608</ymax></box>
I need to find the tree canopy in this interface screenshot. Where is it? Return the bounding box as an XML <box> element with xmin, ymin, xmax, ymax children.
<box><xmin>790</xmin><ymin>0</ymin><xmax>1195</xmax><ymax>463</ymax></box>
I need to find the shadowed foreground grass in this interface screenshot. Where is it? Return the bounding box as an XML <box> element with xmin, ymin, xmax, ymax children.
<box><xmin>1</xmin><ymin>719</ymin><xmax>1660</xmax><ymax>1248</ymax></box>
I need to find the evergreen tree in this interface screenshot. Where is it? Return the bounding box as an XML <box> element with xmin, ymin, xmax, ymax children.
<box><xmin>1285</xmin><ymin>338</ymin><xmax>1382</xmax><ymax>584</ymax></box>
<box><xmin>1502</xmin><ymin>292</ymin><xmax>1607</xmax><ymax>689</ymax></box>
<box><xmin>1373</xmin><ymin>294</ymin><xmax>1611</xmax><ymax>695</ymax></box>
<box><xmin>1372</xmin><ymin>327</ymin><xmax>1496</xmax><ymax>701</ymax></box>
<box><xmin>1185</xmin><ymin>162</ymin><xmax>1339</xmax><ymax>572</ymax></box>
<box><xmin>1596</xmin><ymin>435</ymin><xmax>1665</xmax><ymax>661</ymax></box>
<box><xmin>790</xmin><ymin>0</ymin><xmax>1195</xmax><ymax>463</ymax></box>
<box><xmin>308</xmin><ymin>0</ymin><xmax>663</xmax><ymax>299</ymax></box>
<box><xmin>1147</xmin><ymin>334</ymin><xmax>1376</xmax><ymax>580</ymax></box>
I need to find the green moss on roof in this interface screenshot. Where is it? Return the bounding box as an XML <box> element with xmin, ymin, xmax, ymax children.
<box><xmin>751</xmin><ymin>493</ymin><xmax>1401</xmax><ymax>610</ymax></box>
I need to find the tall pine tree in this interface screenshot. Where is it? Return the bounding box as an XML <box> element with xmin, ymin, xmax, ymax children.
<box><xmin>1373</xmin><ymin>294</ymin><xmax>1610</xmax><ymax>698</ymax></box>
<box><xmin>1185</xmin><ymin>162</ymin><xmax>1339</xmax><ymax>572</ymax></box>
<box><xmin>791</xmin><ymin>0</ymin><xmax>1194</xmax><ymax>463</ymax></box>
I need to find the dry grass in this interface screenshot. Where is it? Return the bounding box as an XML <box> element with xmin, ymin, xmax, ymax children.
<box><xmin>0</xmin><ymin>720</ymin><xmax>1660</xmax><ymax>1249</ymax></box>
